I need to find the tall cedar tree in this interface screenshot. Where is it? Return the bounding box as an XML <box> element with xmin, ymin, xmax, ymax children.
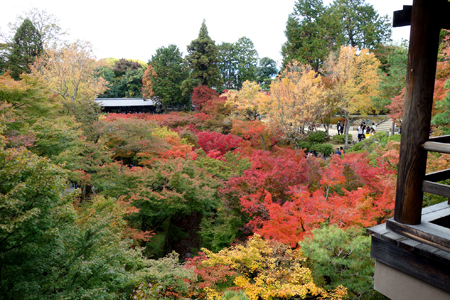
<box><xmin>147</xmin><ymin>44</ymin><xmax>189</xmax><ymax>106</ymax></box>
<box><xmin>182</xmin><ymin>20</ymin><xmax>222</xmax><ymax>96</ymax></box>
<box><xmin>282</xmin><ymin>0</ymin><xmax>340</xmax><ymax>73</ymax></box>
<box><xmin>217</xmin><ymin>42</ymin><xmax>238</xmax><ymax>90</ymax></box>
<box><xmin>235</xmin><ymin>37</ymin><xmax>259</xmax><ymax>89</ymax></box>
<box><xmin>8</xmin><ymin>18</ymin><xmax>43</xmax><ymax>80</ymax></box>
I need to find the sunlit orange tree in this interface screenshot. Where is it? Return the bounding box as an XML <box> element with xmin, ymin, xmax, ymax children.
<box><xmin>267</xmin><ymin>62</ymin><xmax>327</xmax><ymax>148</ymax></box>
<box><xmin>324</xmin><ymin>46</ymin><xmax>380</xmax><ymax>148</ymax></box>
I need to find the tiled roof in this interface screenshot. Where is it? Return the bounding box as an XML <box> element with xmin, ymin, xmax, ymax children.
<box><xmin>95</xmin><ymin>98</ymin><xmax>157</xmax><ymax>107</ymax></box>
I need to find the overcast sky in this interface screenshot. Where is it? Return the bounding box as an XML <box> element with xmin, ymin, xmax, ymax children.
<box><xmin>0</xmin><ymin>0</ymin><xmax>412</xmax><ymax>66</ymax></box>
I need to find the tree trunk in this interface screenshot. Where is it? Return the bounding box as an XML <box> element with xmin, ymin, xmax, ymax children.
<box><xmin>344</xmin><ymin>111</ymin><xmax>350</xmax><ymax>149</ymax></box>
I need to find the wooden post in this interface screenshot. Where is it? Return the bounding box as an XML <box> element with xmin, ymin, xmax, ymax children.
<box><xmin>394</xmin><ymin>0</ymin><xmax>442</xmax><ymax>224</ymax></box>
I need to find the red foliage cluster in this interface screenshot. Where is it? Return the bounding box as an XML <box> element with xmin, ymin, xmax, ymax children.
<box><xmin>196</xmin><ymin>131</ymin><xmax>245</xmax><ymax>158</ymax></box>
<box><xmin>220</xmin><ymin>147</ymin><xmax>311</xmax><ymax>212</ymax></box>
<box><xmin>184</xmin><ymin>252</ymin><xmax>236</xmax><ymax>298</ymax></box>
<box><xmin>231</xmin><ymin>119</ymin><xmax>279</xmax><ymax>151</ymax></box>
<box><xmin>222</xmin><ymin>150</ymin><xmax>396</xmax><ymax>247</ymax></box>
<box><xmin>103</xmin><ymin>112</ymin><xmax>205</xmax><ymax>130</ymax></box>
<box><xmin>192</xmin><ymin>85</ymin><xmax>219</xmax><ymax>111</ymax></box>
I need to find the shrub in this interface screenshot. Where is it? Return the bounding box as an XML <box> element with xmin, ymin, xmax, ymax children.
<box><xmin>297</xmin><ymin>141</ymin><xmax>311</xmax><ymax>151</ymax></box>
<box><xmin>300</xmin><ymin>226</ymin><xmax>385</xmax><ymax>300</ymax></box>
<box><xmin>388</xmin><ymin>133</ymin><xmax>401</xmax><ymax>142</ymax></box>
<box><xmin>331</xmin><ymin>134</ymin><xmax>352</xmax><ymax>144</ymax></box>
<box><xmin>221</xmin><ymin>291</ymin><xmax>250</xmax><ymax>300</ymax></box>
<box><xmin>132</xmin><ymin>252</ymin><xmax>196</xmax><ymax>299</ymax></box>
<box><xmin>307</xmin><ymin>131</ymin><xmax>328</xmax><ymax>144</ymax></box>
<box><xmin>311</xmin><ymin>143</ymin><xmax>334</xmax><ymax>156</ymax></box>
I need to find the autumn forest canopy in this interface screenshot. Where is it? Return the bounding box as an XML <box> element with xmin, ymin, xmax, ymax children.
<box><xmin>3</xmin><ymin>1</ymin><xmax>450</xmax><ymax>299</ymax></box>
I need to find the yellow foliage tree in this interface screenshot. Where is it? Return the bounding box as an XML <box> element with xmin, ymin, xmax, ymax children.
<box><xmin>30</xmin><ymin>41</ymin><xmax>108</xmax><ymax>141</ymax></box>
<box><xmin>225</xmin><ymin>80</ymin><xmax>270</xmax><ymax>121</ymax></box>
<box><xmin>201</xmin><ymin>235</ymin><xmax>347</xmax><ymax>300</ymax></box>
<box><xmin>30</xmin><ymin>41</ymin><xmax>107</xmax><ymax>106</ymax></box>
<box><xmin>267</xmin><ymin>62</ymin><xmax>327</xmax><ymax>147</ymax></box>
<box><xmin>324</xmin><ymin>46</ymin><xmax>380</xmax><ymax>148</ymax></box>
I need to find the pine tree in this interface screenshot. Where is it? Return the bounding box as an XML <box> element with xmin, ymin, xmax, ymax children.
<box><xmin>182</xmin><ymin>20</ymin><xmax>222</xmax><ymax>96</ymax></box>
<box><xmin>8</xmin><ymin>18</ymin><xmax>43</xmax><ymax>80</ymax></box>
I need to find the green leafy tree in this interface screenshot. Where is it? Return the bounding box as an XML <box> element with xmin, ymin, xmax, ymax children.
<box><xmin>217</xmin><ymin>37</ymin><xmax>259</xmax><ymax>91</ymax></box>
<box><xmin>256</xmin><ymin>57</ymin><xmax>278</xmax><ymax>89</ymax></box>
<box><xmin>0</xmin><ymin>72</ymin><xmax>56</xmax><ymax>129</ymax></box>
<box><xmin>329</xmin><ymin>0</ymin><xmax>392</xmax><ymax>49</ymax></box>
<box><xmin>119</xmin><ymin>67</ymin><xmax>145</xmax><ymax>98</ymax></box>
<box><xmin>182</xmin><ymin>20</ymin><xmax>222</xmax><ymax>96</ymax></box>
<box><xmin>432</xmin><ymin>79</ymin><xmax>450</xmax><ymax>130</ymax></box>
<box><xmin>8</xmin><ymin>18</ymin><xmax>43</xmax><ymax>80</ymax></box>
<box><xmin>132</xmin><ymin>252</ymin><xmax>196</xmax><ymax>299</ymax></box>
<box><xmin>97</xmin><ymin>58</ymin><xmax>145</xmax><ymax>98</ymax></box>
<box><xmin>0</xmin><ymin>43</ymin><xmax>8</xmax><ymax>75</ymax></box>
<box><xmin>282</xmin><ymin>0</ymin><xmax>340</xmax><ymax>72</ymax></box>
<box><xmin>299</xmin><ymin>226</ymin><xmax>387</xmax><ymax>300</ymax></box>
<box><xmin>371</xmin><ymin>44</ymin><xmax>408</xmax><ymax>113</ymax></box>
<box><xmin>147</xmin><ymin>44</ymin><xmax>189</xmax><ymax>106</ymax></box>
<box><xmin>0</xmin><ymin>143</ymin><xmax>150</xmax><ymax>299</ymax></box>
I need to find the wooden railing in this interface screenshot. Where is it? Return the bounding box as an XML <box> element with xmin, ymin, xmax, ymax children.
<box><xmin>423</xmin><ymin>136</ymin><xmax>450</xmax><ymax>203</ymax></box>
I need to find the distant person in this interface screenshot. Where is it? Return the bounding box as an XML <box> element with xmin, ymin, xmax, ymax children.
<box><xmin>337</xmin><ymin>121</ymin><xmax>342</xmax><ymax>135</ymax></box>
<box><xmin>340</xmin><ymin>146</ymin><xmax>344</xmax><ymax>155</ymax></box>
<box><xmin>358</xmin><ymin>125</ymin><xmax>364</xmax><ymax>142</ymax></box>
<box><xmin>340</xmin><ymin>121</ymin><xmax>345</xmax><ymax>135</ymax></box>
<box><xmin>365</xmin><ymin>127</ymin><xmax>371</xmax><ymax>138</ymax></box>
<box><xmin>335</xmin><ymin>148</ymin><xmax>342</xmax><ymax>155</ymax></box>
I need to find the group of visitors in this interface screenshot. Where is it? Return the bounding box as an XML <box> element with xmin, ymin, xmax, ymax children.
<box><xmin>336</xmin><ymin>121</ymin><xmax>345</xmax><ymax>135</ymax></box>
<box><xmin>335</xmin><ymin>147</ymin><xmax>344</xmax><ymax>155</ymax></box>
<box><xmin>357</xmin><ymin>122</ymin><xmax>375</xmax><ymax>142</ymax></box>
<box><xmin>306</xmin><ymin>150</ymin><xmax>328</xmax><ymax>160</ymax></box>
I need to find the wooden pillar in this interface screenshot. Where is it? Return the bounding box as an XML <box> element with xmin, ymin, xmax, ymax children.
<box><xmin>394</xmin><ymin>0</ymin><xmax>442</xmax><ymax>224</ymax></box>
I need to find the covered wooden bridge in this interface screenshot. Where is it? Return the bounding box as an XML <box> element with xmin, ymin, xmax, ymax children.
<box><xmin>368</xmin><ymin>1</ymin><xmax>450</xmax><ymax>299</ymax></box>
<box><xmin>95</xmin><ymin>98</ymin><xmax>159</xmax><ymax>113</ymax></box>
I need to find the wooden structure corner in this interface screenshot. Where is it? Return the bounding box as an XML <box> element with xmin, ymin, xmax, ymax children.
<box><xmin>369</xmin><ymin>1</ymin><xmax>450</xmax><ymax>299</ymax></box>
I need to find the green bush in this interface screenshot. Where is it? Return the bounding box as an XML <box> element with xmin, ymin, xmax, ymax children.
<box><xmin>221</xmin><ymin>291</ymin><xmax>250</xmax><ymax>300</ymax></box>
<box><xmin>388</xmin><ymin>133</ymin><xmax>401</xmax><ymax>142</ymax></box>
<box><xmin>297</xmin><ymin>141</ymin><xmax>311</xmax><ymax>151</ymax></box>
<box><xmin>299</xmin><ymin>226</ymin><xmax>387</xmax><ymax>300</ymax></box>
<box><xmin>331</xmin><ymin>134</ymin><xmax>352</xmax><ymax>144</ymax></box>
<box><xmin>307</xmin><ymin>131</ymin><xmax>328</xmax><ymax>144</ymax></box>
<box><xmin>311</xmin><ymin>143</ymin><xmax>334</xmax><ymax>156</ymax></box>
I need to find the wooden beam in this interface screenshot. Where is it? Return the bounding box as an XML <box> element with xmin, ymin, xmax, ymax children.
<box><xmin>393</xmin><ymin>5</ymin><xmax>412</xmax><ymax>27</ymax></box>
<box><xmin>423</xmin><ymin>181</ymin><xmax>450</xmax><ymax>198</ymax></box>
<box><xmin>428</xmin><ymin>135</ymin><xmax>450</xmax><ymax>143</ymax></box>
<box><xmin>438</xmin><ymin>2</ymin><xmax>450</xmax><ymax>30</ymax></box>
<box><xmin>371</xmin><ymin>237</ymin><xmax>450</xmax><ymax>293</ymax></box>
<box><xmin>423</xmin><ymin>141</ymin><xmax>450</xmax><ymax>154</ymax></box>
<box><xmin>425</xmin><ymin>169</ymin><xmax>450</xmax><ymax>182</ymax></box>
<box><xmin>395</xmin><ymin>0</ymin><xmax>443</xmax><ymax>225</ymax></box>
